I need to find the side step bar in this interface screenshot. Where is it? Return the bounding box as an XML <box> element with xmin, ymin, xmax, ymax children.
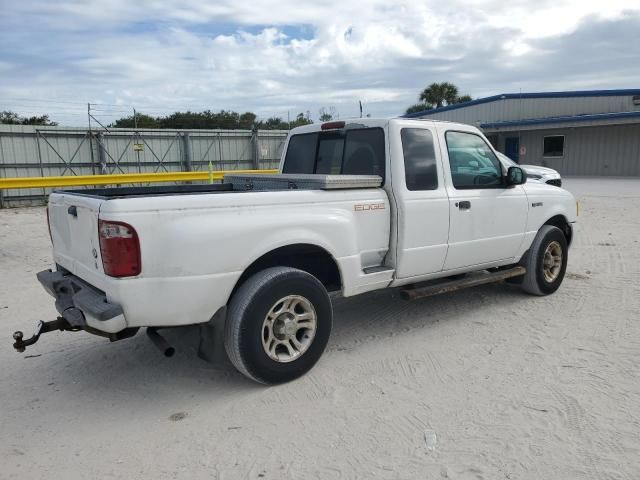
<box><xmin>363</xmin><ymin>265</ymin><xmax>394</xmax><ymax>275</ymax></box>
<box><xmin>401</xmin><ymin>266</ymin><xmax>526</xmax><ymax>301</ymax></box>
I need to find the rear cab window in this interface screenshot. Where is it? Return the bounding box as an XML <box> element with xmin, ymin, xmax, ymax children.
<box><xmin>400</xmin><ymin>128</ymin><xmax>438</xmax><ymax>191</ymax></box>
<box><xmin>283</xmin><ymin>128</ymin><xmax>385</xmax><ymax>182</ymax></box>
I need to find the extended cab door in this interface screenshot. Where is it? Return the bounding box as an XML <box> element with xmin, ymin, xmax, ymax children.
<box><xmin>391</xmin><ymin>120</ymin><xmax>450</xmax><ymax>278</ymax></box>
<box><xmin>437</xmin><ymin>125</ymin><xmax>527</xmax><ymax>270</ymax></box>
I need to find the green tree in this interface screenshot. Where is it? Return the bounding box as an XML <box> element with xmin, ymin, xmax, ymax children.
<box><xmin>239</xmin><ymin>112</ymin><xmax>257</xmax><ymax>129</ymax></box>
<box><xmin>258</xmin><ymin>117</ymin><xmax>288</xmax><ymax>130</ymax></box>
<box><xmin>419</xmin><ymin>82</ymin><xmax>459</xmax><ymax>108</ymax></box>
<box><xmin>290</xmin><ymin>112</ymin><xmax>313</xmax><ymax>128</ymax></box>
<box><xmin>0</xmin><ymin>110</ymin><xmax>57</xmax><ymax>126</ymax></box>
<box><xmin>407</xmin><ymin>82</ymin><xmax>472</xmax><ymax>114</ymax></box>
<box><xmin>110</xmin><ymin>113</ymin><xmax>160</xmax><ymax>128</ymax></box>
<box><xmin>405</xmin><ymin>103</ymin><xmax>433</xmax><ymax>114</ymax></box>
<box><xmin>318</xmin><ymin>106</ymin><xmax>336</xmax><ymax>122</ymax></box>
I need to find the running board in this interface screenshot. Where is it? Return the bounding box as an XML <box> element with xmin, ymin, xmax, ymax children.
<box><xmin>363</xmin><ymin>265</ymin><xmax>394</xmax><ymax>275</ymax></box>
<box><xmin>400</xmin><ymin>266</ymin><xmax>526</xmax><ymax>301</ymax></box>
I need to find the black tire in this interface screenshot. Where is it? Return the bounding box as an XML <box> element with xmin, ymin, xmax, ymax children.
<box><xmin>521</xmin><ymin>225</ymin><xmax>568</xmax><ymax>296</ymax></box>
<box><xmin>224</xmin><ymin>267</ymin><xmax>332</xmax><ymax>384</ymax></box>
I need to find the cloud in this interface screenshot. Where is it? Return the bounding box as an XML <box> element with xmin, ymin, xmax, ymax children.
<box><xmin>0</xmin><ymin>1</ymin><xmax>638</xmax><ymax>125</ymax></box>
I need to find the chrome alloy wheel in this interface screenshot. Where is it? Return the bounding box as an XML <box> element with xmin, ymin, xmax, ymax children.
<box><xmin>261</xmin><ymin>295</ymin><xmax>317</xmax><ymax>363</ymax></box>
<box><xmin>543</xmin><ymin>240</ymin><xmax>563</xmax><ymax>283</ymax></box>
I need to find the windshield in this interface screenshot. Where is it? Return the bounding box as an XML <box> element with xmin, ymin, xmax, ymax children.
<box><xmin>497</xmin><ymin>151</ymin><xmax>518</xmax><ymax>167</ymax></box>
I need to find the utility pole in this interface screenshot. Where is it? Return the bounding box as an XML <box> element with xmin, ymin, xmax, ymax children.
<box><xmin>133</xmin><ymin>107</ymin><xmax>141</xmax><ymax>173</ymax></box>
<box><xmin>87</xmin><ymin>103</ymin><xmax>96</xmax><ymax>175</ymax></box>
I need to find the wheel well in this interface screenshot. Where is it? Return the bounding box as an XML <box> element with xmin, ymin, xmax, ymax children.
<box><xmin>544</xmin><ymin>215</ymin><xmax>573</xmax><ymax>246</ymax></box>
<box><xmin>232</xmin><ymin>244</ymin><xmax>342</xmax><ymax>296</ymax></box>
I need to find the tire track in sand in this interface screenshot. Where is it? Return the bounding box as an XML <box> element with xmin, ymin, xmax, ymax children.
<box><xmin>549</xmin><ymin>386</ymin><xmax>632</xmax><ymax>480</ymax></box>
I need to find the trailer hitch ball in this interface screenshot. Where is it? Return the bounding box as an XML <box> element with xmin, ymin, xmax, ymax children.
<box><xmin>13</xmin><ymin>331</ymin><xmax>25</xmax><ymax>352</ymax></box>
<box><xmin>12</xmin><ymin>317</ymin><xmax>71</xmax><ymax>353</ymax></box>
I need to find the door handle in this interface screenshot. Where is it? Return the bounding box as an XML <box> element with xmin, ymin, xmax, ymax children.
<box><xmin>456</xmin><ymin>200</ymin><xmax>471</xmax><ymax>210</ymax></box>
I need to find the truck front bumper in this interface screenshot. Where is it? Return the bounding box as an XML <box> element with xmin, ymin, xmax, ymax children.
<box><xmin>37</xmin><ymin>269</ymin><xmax>128</xmax><ymax>334</ymax></box>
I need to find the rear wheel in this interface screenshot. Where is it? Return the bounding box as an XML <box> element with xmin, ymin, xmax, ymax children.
<box><xmin>521</xmin><ymin>225</ymin><xmax>568</xmax><ymax>296</ymax></box>
<box><xmin>224</xmin><ymin>267</ymin><xmax>332</xmax><ymax>384</ymax></box>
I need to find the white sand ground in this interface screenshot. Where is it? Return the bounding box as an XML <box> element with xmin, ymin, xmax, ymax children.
<box><xmin>1</xmin><ymin>178</ymin><xmax>639</xmax><ymax>479</ymax></box>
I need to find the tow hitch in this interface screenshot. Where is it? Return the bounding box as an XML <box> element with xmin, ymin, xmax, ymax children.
<box><xmin>12</xmin><ymin>317</ymin><xmax>79</xmax><ymax>352</ymax></box>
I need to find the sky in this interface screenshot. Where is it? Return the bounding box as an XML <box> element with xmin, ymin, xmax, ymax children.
<box><xmin>1</xmin><ymin>0</ymin><xmax>639</xmax><ymax>126</ymax></box>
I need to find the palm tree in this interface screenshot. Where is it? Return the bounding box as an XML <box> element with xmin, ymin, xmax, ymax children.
<box><xmin>405</xmin><ymin>103</ymin><xmax>432</xmax><ymax>114</ymax></box>
<box><xmin>419</xmin><ymin>82</ymin><xmax>459</xmax><ymax>108</ymax></box>
<box><xmin>415</xmin><ymin>82</ymin><xmax>471</xmax><ymax>111</ymax></box>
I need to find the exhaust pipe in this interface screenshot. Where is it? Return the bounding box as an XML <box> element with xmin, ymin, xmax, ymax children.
<box><xmin>146</xmin><ymin>327</ymin><xmax>175</xmax><ymax>357</ymax></box>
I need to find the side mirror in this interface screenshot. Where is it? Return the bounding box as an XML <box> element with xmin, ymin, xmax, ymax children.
<box><xmin>506</xmin><ymin>166</ymin><xmax>526</xmax><ymax>186</ymax></box>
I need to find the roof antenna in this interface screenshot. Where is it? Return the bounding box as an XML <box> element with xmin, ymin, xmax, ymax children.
<box><xmin>359</xmin><ymin>100</ymin><xmax>363</xmax><ymax>118</ymax></box>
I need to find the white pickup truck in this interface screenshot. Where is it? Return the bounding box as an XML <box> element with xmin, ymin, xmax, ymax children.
<box><xmin>14</xmin><ymin>118</ymin><xmax>578</xmax><ymax>384</ymax></box>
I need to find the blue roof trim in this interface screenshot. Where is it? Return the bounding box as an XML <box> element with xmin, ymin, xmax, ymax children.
<box><xmin>402</xmin><ymin>88</ymin><xmax>640</xmax><ymax>118</ymax></box>
<box><xmin>480</xmin><ymin>111</ymin><xmax>640</xmax><ymax>129</ymax></box>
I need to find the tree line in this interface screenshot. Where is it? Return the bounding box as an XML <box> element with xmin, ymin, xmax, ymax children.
<box><xmin>0</xmin><ymin>108</ymin><xmax>315</xmax><ymax>130</ymax></box>
<box><xmin>109</xmin><ymin>110</ymin><xmax>314</xmax><ymax>130</ymax></box>
<box><xmin>0</xmin><ymin>111</ymin><xmax>58</xmax><ymax>126</ymax></box>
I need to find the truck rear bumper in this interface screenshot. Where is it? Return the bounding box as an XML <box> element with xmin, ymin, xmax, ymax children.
<box><xmin>37</xmin><ymin>269</ymin><xmax>127</xmax><ymax>333</ymax></box>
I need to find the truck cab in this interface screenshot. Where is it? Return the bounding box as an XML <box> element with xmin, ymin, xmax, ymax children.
<box><xmin>280</xmin><ymin>118</ymin><xmax>574</xmax><ymax>284</ymax></box>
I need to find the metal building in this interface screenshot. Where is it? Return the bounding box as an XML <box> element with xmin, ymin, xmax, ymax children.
<box><xmin>405</xmin><ymin>89</ymin><xmax>640</xmax><ymax>176</ymax></box>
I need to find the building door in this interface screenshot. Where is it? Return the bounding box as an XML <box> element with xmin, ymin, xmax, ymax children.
<box><xmin>505</xmin><ymin>137</ymin><xmax>520</xmax><ymax>162</ymax></box>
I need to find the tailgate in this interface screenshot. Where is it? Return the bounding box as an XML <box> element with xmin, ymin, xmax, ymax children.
<box><xmin>48</xmin><ymin>193</ymin><xmax>104</xmax><ymax>278</ymax></box>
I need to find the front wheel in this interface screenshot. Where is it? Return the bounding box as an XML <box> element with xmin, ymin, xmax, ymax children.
<box><xmin>224</xmin><ymin>267</ymin><xmax>333</xmax><ymax>384</ymax></box>
<box><xmin>521</xmin><ymin>225</ymin><xmax>568</xmax><ymax>296</ymax></box>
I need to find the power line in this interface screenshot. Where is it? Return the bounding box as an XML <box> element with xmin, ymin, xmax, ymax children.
<box><xmin>1</xmin><ymin>104</ymin><xmax>92</xmax><ymax>114</ymax></box>
<box><xmin>1</xmin><ymin>97</ymin><xmax>92</xmax><ymax>106</ymax></box>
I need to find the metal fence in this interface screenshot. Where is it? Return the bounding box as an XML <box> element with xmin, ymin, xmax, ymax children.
<box><xmin>0</xmin><ymin>125</ymin><xmax>289</xmax><ymax>207</ymax></box>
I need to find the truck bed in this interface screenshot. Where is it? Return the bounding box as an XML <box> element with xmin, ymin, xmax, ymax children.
<box><xmin>56</xmin><ymin>174</ymin><xmax>383</xmax><ymax>200</ymax></box>
<box><xmin>56</xmin><ymin>183</ymin><xmax>233</xmax><ymax>200</ymax></box>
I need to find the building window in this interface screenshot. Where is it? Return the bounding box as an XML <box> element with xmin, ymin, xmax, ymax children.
<box><xmin>543</xmin><ymin>135</ymin><xmax>565</xmax><ymax>157</ymax></box>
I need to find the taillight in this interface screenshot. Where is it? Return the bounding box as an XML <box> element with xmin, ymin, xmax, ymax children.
<box><xmin>98</xmin><ymin>220</ymin><xmax>141</xmax><ymax>277</ymax></box>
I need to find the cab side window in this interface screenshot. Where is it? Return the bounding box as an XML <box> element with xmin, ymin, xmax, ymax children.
<box><xmin>401</xmin><ymin>128</ymin><xmax>438</xmax><ymax>190</ymax></box>
<box><xmin>446</xmin><ymin>131</ymin><xmax>503</xmax><ymax>189</ymax></box>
